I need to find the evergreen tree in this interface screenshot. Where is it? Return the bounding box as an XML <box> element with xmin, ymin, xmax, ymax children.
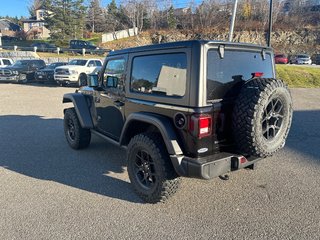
<box><xmin>87</xmin><ymin>0</ymin><xmax>106</xmax><ymax>33</ymax></box>
<box><xmin>105</xmin><ymin>1</ymin><xmax>131</xmax><ymax>32</ymax></box>
<box><xmin>167</xmin><ymin>6</ymin><xmax>176</xmax><ymax>29</ymax></box>
<box><xmin>44</xmin><ymin>0</ymin><xmax>86</xmax><ymax>41</ymax></box>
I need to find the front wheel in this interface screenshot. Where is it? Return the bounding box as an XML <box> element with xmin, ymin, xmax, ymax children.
<box><xmin>127</xmin><ymin>133</ymin><xmax>181</xmax><ymax>203</ymax></box>
<box><xmin>64</xmin><ymin>108</ymin><xmax>91</xmax><ymax>149</ymax></box>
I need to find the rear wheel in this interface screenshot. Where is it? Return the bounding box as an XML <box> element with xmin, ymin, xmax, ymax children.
<box><xmin>127</xmin><ymin>133</ymin><xmax>181</xmax><ymax>203</ymax></box>
<box><xmin>233</xmin><ymin>78</ymin><xmax>293</xmax><ymax>158</ymax></box>
<box><xmin>64</xmin><ymin>108</ymin><xmax>91</xmax><ymax>149</ymax></box>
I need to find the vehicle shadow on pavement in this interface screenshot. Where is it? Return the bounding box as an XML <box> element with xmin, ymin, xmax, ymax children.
<box><xmin>0</xmin><ymin>115</ymin><xmax>142</xmax><ymax>204</ymax></box>
<box><xmin>285</xmin><ymin>110</ymin><xmax>320</xmax><ymax>162</ymax></box>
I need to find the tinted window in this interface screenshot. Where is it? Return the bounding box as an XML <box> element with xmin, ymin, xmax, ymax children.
<box><xmin>95</xmin><ymin>60</ymin><xmax>102</xmax><ymax>66</ymax></box>
<box><xmin>88</xmin><ymin>60</ymin><xmax>95</xmax><ymax>66</ymax></box>
<box><xmin>13</xmin><ymin>60</ymin><xmax>28</xmax><ymax>66</ymax></box>
<box><xmin>69</xmin><ymin>59</ymin><xmax>87</xmax><ymax>66</ymax></box>
<box><xmin>2</xmin><ymin>59</ymin><xmax>11</xmax><ymax>65</ymax></box>
<box><xmin>207</xmin><ymin>50</ymin><xmax>273</xmax><ymax>100</ymax></box>
<box><xmin>297</xmin><ymin>55</ymin><xmax>309</xmax><ymax>58</ymax></box>
<box><xmin>131</xmin><ymin>53</ymin><xmax>187</xmax><ymax>97</ymax></box>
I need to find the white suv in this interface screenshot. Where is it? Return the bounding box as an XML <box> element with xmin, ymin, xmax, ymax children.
<box><xmin>54</xmin><ymin>59</ymin><xmax>102</xmax><ymax>86</ymax></box>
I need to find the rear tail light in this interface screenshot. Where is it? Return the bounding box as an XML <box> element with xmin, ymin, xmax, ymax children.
<box><xmin>189</xmin><ymin>114</ymin><xmax>213</xmax><ymax>139</ymax></box>
<box><xmin>239</xmin><ymin>156</ymin><xmax>247</xmax><ymax>164</ymax></box>
<box><xmin>252</xmin><ymin>72</ymin><xmax>264</xmax><ymax>78</ymax></box>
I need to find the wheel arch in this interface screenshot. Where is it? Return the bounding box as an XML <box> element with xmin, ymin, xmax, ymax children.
<box><xmin>120</xmin><ymin>113</ymin><xmax>183</xmax><ymax>156</ymax></box>
<box><xmin>63</xmin><ymin>93</ymin><xmax>94</xmax><ymax>129</ymax></box>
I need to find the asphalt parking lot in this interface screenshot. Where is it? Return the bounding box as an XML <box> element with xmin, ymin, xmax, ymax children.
<box><xmin>0</xmin><ymin>84</ymin><xmax>319</xmax><ymax>239</ymax></box>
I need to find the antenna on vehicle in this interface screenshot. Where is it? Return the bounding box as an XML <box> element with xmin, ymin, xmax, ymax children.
<box><xmin>228</xmin><ymin>0</ymin><xmax>238</xmax><ymax>42</ymax></box>
<box><xmin>267</xmin><ymin>0</ymin><xmax>273</xmax><ymax>47</ymax></box>
<box><xmin>229</xmin><ymin>0</ymin><xmax>274</xmax><ymax>47</ymax></box>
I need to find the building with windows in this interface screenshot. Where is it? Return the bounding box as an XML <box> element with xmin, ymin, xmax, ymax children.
<box><xmin>0</xmin><ymin>19</ymin><xmax>21</xmax><ymax>37</ymax></box>
<box><xmin>283</xmin><ymin>0</ymin><xmax>320</xmax><ymax>12</ymax></box>
<box><xmin>22</xmin><ymin>7</ymin><xmax>50</xmax><ymax>39</ymax></box>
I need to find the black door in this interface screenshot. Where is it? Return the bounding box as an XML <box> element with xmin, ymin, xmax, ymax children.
<box><xmin>95</xmin><ymin>57</ymin><xmax>127</xmax><ymax>140</ymax></box>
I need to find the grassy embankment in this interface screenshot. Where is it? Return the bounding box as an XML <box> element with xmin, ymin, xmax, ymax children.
<box><xmin>276</xmin><ymin>65</ymin><xmax>320</xmax><ymax>88</ymax></box>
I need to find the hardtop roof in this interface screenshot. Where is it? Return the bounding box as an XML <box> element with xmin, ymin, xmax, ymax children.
<box><xmin>108</xmin><ymin>40</ymin><xmax>272</xmax><ymax>56</ymax></box>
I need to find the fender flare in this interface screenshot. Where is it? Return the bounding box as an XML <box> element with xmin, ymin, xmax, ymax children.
<box><xmin>120</xmin><ymin>112</ymin><xmax>183</xmax><ymax>155</ymax></box>
<box><xmin>120</xmin><ymin>113</ymin><xmax>186</xmax><ymax>176</ymax></box>
<box><xmin>63</xmin><ymin>93</ymin><xmax>94</xmax><ymax>129</ymax></box>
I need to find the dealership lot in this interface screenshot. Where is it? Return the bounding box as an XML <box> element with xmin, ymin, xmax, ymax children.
<box><xmin>0</xmin><ymin>84</ymin><xmax>319</xmax><ymax>239</ymax></box>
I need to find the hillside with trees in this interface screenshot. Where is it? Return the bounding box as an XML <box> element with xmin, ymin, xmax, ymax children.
<box><xmin>15</xmin><ymin>0</ymin><xmax>320</xmax><ymax>54</ymax></box>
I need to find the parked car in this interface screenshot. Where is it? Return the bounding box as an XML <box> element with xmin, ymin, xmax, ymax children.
<box><xmin>69</xmin><ymin>40</ymin><xmax>98</xmax><ymax>53</ymax></box>
<box><xmin>311</xmin><ymin>54</ymin><xmax>320</xmax><ymax>65</ymax></box>
<box><xmin>62</xmin><ymin>40</ymin><xmax>293</xmax><ymax>203</ymax></box>
<box><xmin>0</xmin><ymin>59</ymin><xmax>46</xmax><ymax>83</ymax></box>
<box><xmin>54</xmin><ymin>59</ymin><xmax>102</xmax><ymax>86</ymax></box>
<box><xmin>69</xmin><ymin>40</ymin><xmax>106</xmax><ymax>54</ymax></box>
<box><xmin>290</xmin><ymin>54</ymin><xmax>312</xmax><ymax>64</ymax></box>
<box><xmin>1</xmin><ymin>36</ymin><xmax>19</xmax><ymax>41</ymax></box>
<box><xmin>274</xmin><ymin>54</ymin><xmax>288</xmax><ymax>64</ymax></box>
<box><xmin>0</xmin><ymin>58</ymin><xmax>13</xmax><ymax>68</ymax></box>
<box><xmin>34</xmin><ymin>62</ymin><xmax>68</xmax><ymax>84</ymax></box>
<box><xmin>30</xmin><ymin>42</ymin><xmax>57</xmax><ymax>52</ymax></box>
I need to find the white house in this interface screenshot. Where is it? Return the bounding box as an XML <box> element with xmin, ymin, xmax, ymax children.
<box><xmin>22</xmin><ymin>7</ymin><xmax>50</xmax><ymax>39</ymax></box>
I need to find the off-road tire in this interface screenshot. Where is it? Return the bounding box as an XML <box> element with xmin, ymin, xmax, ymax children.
<box><xmin>233</xmin><ymin>78</ymin><xmax>292</xmax><ymax>158</ymax></box>
<box><xmin>64</xmin><ymin>108</ymin><xmax>91</xmax><ymax>149</ymax></box>
<box><xmin>127</xmin><ymin>133</ymin><xmax>181</xmax><ymax>203</ymax></box>
<box><xmin>78</xmin><ymin>73</ymin><xmax>87</xmax><ymax>87</ymax></box>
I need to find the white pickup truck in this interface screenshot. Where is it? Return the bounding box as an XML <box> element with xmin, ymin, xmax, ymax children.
<box><xmin>0</xmin><ymin>58</ymin><xmax>13</xmax><ymax>68</ymax></box>
<box><xmin>54</xmin><ymin>59</ymin><xmax>102</xmax><ymax>86</ymax></box>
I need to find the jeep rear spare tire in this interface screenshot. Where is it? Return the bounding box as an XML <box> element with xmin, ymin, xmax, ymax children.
<box><xmin>127</xmin><ymin>133</ymin><xmax>181</xmax><ymax>203</ymax></box>
<box><xmin>233</xmin><ymin>78</ymin><xmax>293</xmax><ymax>158</ymax></box>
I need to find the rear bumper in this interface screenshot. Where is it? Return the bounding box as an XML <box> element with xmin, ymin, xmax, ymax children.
<box><xmin>170</xmin><ymin>153</ymin><xmax>260</xmax><ymax>179</ymax></box>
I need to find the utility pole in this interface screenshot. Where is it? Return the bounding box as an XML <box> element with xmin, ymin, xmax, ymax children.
<box><xmin>228</xmin><ymin>0</ymin><xmax>238</xmax><ymax>42</ymax></box>
<box><xmin>267</xmin><ymin>0</ymin><xmax>273</xmax><ymax>47</ymax></box>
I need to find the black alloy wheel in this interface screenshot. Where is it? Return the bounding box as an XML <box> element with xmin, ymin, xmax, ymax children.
<box><xmin>66</xmin><ymin>117</ymin><xmax>76</xmax><ymax>142</ymax></box>
<box><xmin>262</xmin><ymin>97</ymin><xmax>284</xmax><ymax>141</ymax></box>
<box><xmin>133</xmin><ymin>149</ymin><xmax>157</xmax><ymax>191</ymax></box>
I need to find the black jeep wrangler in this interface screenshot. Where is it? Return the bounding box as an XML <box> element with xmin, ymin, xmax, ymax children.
<box><xmin>63</xmin><ymin>40</ymin><xmax>293</xmax><ymax>203</ymax></box>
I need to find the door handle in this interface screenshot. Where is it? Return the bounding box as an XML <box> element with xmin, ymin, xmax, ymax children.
<box><xmin>114</xmin><ymin>100</ymin><xmax>124</xmax><ymax>107</ymax></box>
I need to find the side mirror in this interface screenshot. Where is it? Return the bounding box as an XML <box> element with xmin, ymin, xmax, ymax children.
<box><xmin>88</xmin><ymin>74</ymin><xmax>99</xmax><ymax>87</ymax></box>
<box><xmin>106</xmin><ymin>76</ymin><xmax>118</xmax><ymax>88</ymax></box>
<box><xmin>88</xmin><ymin>64</ymin><xmax>94</xmax><ymax>67</ymax></box>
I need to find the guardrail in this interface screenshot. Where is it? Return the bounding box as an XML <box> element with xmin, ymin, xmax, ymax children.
<box><xmin>2</xmin><ymin>45</ymin><xmax>110</xmax><ymax>56</ymax></box>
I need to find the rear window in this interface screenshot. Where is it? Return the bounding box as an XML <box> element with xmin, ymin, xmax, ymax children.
<box><xmin>207</xmin><ymin>49</ymin><xmax>273</xmax><ymax>100</ymax></box>
<box><xmin>297</xmin><ymin>55</ymin><xmax>309</xmax><ymax>58</ymax></box>
<box><xmin>131</xmin><ymin>53</ymin><xmax>187</xmax><ymax>97</ymax></box>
